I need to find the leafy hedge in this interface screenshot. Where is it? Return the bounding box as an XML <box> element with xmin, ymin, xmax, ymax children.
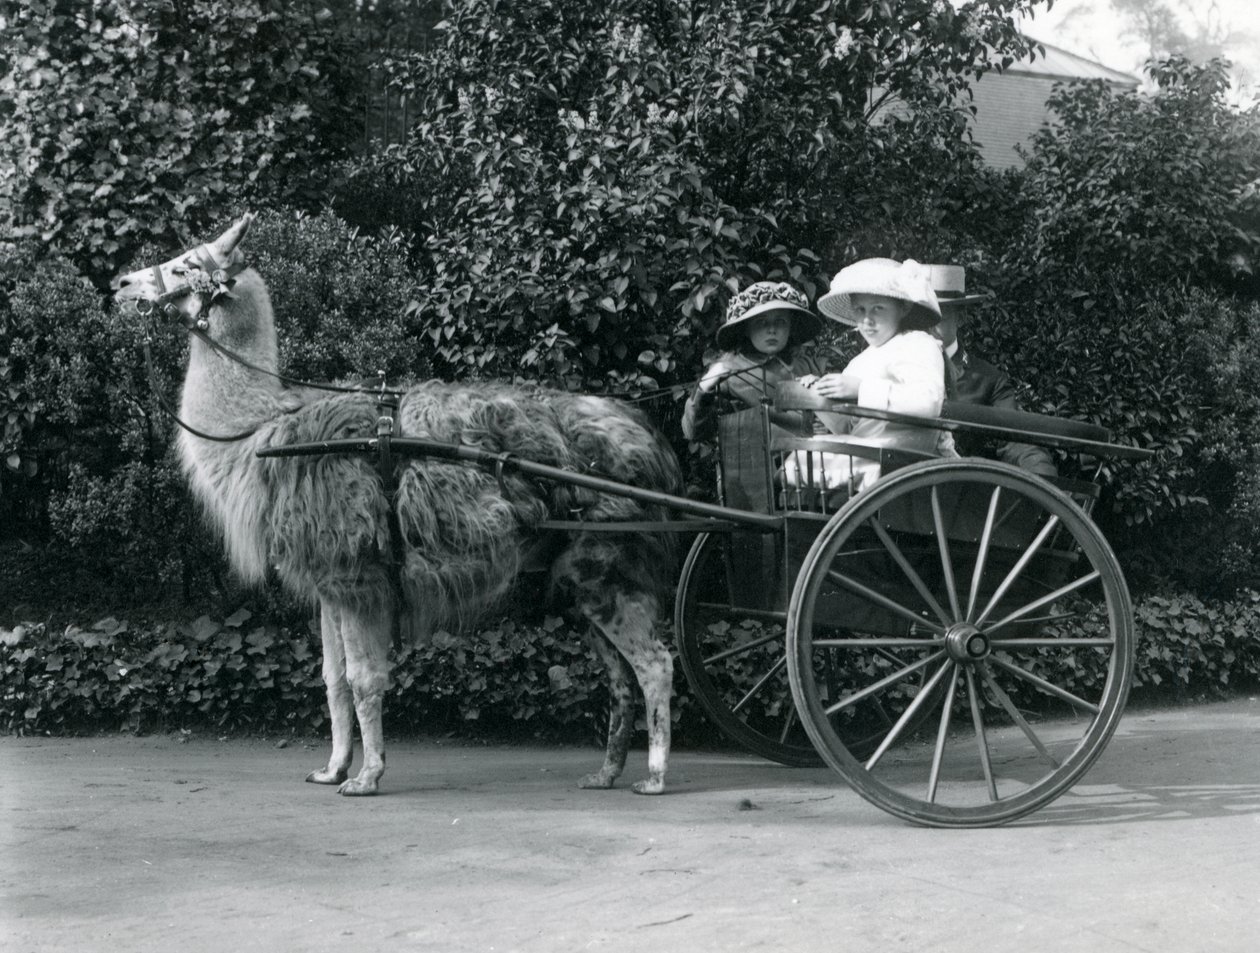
<box><xmin>0</xmin><ymin>610</ymin><xmax>627</xmax><ymax>741</ymax></box>
<box><xmin>348</xmin><ymin>0</ymin><xmax>1041</xmax><ymax>391</ymax></box>
<box><xmin>1</xmin><ymin>209</ymin><xmax>427</xmax><ymax>608</ymax></box>
<box><xmin>0</xmin><ymin>0</ymin><xmax>366</xmax><ymax>282</ymax></box>
<box><xmin>4</xmin><ymin>592</ymin><xmax>1258</xmax><ymax>739</ymax></box>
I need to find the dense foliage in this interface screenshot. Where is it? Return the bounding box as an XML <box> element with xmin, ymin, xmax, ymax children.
<box><xmin>345</xmin><ymin>0</ymin><xmax>1041</xmax><ymax>391</ymax></box>
<box><xmin>5</xmin><ymin>1</ymin><xmax>1260</xmax><ymax>739</ymax></box>
<box><xmin>1</xmin><ymin>210</ymin><xmax>424</xmax><ymax>604</ymax></box>
<box><xmin>0</xmin><ymin>610</ymin><xmax>694</xmax><ymax>743</ymax></box>
<box><xmin>965</xmin><ymin>56</ymin><xmax>1260</xmax><ymax>591</ymax></box>
<box><xmin>6</xmin><ymin>588</ymin><xmax>1258</xmax><ymax>738</ymax></box>
<box><xmin>0</xmin><ymin>0</ymin><xmax>366</xmax><ymax>283</ymax></box>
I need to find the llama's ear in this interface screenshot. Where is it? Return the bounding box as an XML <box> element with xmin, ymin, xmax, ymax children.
<box><xmin>211</xmin><ymin>212</ymin><xmax>256</xmax><ymax>259</ymax></box>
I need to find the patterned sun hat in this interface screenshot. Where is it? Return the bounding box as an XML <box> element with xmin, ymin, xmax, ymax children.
<box><xmin>816</xmin><ymin>258</ymin><xmax>941</xmax><ymax>330</ymax></box>
<box><xmin>715</xmin><ymin>281</ymin><xmax>822</xmax><ymax>351</ymax></box>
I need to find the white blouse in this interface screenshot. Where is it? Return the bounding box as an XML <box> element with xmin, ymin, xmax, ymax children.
<box><xmin>787</xmin><ymin>330</ymin><xmax>945</xmax><ymax>493</ymax></box>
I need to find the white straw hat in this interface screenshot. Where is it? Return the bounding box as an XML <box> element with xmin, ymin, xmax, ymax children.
<box><xmin>926</xmin><ymin>263</ymin><xmax>989</xmax><ymax>308</ymax></box>
<box><xmin>817</xmin><ymin>258</ymin><xmax>941</xmax><ymax>330</ymax></box>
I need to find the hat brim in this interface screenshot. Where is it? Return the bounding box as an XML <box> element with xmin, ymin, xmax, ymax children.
<box><xmin>936</xmin><ymin>293</ymin><xmax>990</xmax><ymax>308</ymax></box>
<box><xmin>817</xmin><ymin>292</ymin><xmax>941</xmax><ymax>330</ymax></box>
<box><xmin>715</xmin><ymin>300</ymin><xmax>821</xmax><ymax>351</ymax></box>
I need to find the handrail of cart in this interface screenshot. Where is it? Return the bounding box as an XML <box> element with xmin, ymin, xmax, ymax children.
<box><xmin>256</xmin><ymin>437</ymin><xmax>783</xmax><ymax>532</ymax></box>
<box><xmin>775</xmin><ymin>382</ymin><xmax>1154</xmax><ymax>461</ymax></box>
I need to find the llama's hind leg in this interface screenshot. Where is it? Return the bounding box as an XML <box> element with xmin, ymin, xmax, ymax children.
<box><xmin>307</xmin><ymin>602</ymin><xmax>354</xmax><ymax>785</ymax></box>
<box><xmin>577</xmin><ymin>632</ymin><xmax>634</xmax><ymax>790</ymax></box>
<box><xmin>336</xmin><ymin>601</ymin><xmax>393</xmax><ymax>796</ymax></box>
<box><xmin>583</xmin><ymin>592</ymin><xmax>672</xmax><ymax>795</ymax></box>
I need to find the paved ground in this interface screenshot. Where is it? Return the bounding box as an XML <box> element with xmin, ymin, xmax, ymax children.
<box><xmin>3</xmin><ymin>696</ymin><xmax>1260</xmax><ymax>953</ymax></box>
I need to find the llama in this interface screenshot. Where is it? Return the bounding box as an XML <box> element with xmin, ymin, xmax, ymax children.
<box><xmin>113</xmin><ymin>214</ymin><xmax>680</xmax><ymax>795</ymax></box>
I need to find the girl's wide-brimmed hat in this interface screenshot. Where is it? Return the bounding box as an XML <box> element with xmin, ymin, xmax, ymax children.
<box><xmin>817</xmin><ymin>258</ymin><xmax>941</xmax><ymax>331</ymax></box>
<box><xmin>715</xmin><ymin>281</ymin><xmax>822</xmax><ymax>351</ymax></box>
<box><xmin>926</xmin><ymin>263</ymin><xmax>990</xmax><ymax>309</ymax></box>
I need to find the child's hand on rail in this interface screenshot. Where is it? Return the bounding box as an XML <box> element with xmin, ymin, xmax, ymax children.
<box><xmin>698</xmin><ymin>361</ymin><xmax>729</xmax><ymax>394</ymax></box>
<box><xmin>808</xmin><ymin>373</ymin><xmax>861</xmax><ymax>401</ymax></box>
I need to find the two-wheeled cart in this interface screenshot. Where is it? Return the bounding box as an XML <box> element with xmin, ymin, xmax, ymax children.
<box><xmin>264</xmin><ymin>381</ymin><xmax>1151</xmax><ymax>827</ymax></box>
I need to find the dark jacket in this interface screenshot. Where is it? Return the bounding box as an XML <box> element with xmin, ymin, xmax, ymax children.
<box><xmin>950</xmin><ymin>348</ymin><xmax>1057</xmax><ymax>478</ymax></box>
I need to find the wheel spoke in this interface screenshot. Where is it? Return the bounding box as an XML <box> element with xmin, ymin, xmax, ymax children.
<box><xmin>966</xmin><ymin>486</ymin><xmax>1002</xmax><ymax>621</ymax></box>
<box><xmin>701</xmin><ymin>626</ymin><xmax>785</xmax><ymax>665</ymax></box>
<box><xmin>813</xmin><ymin>636</ymin><xmax>942</xmax><ymax>649</ymax></box>
<box><xmin>865</xmin><ymin>659</ymin><xmax>954</xmax><ymax>770</ymax></box>
<box><xmin>978</xmin><ymin>662</ymin><xmax>1059</xmax><ymax>768</ymax></box>
<box><xmin>868</xmin><ymin>518</ymin><xmax>952</xmax><ymax>626</ymax></box>
<box><xmin>965</xmin><ymin>666</ymin><xmax>998</xmax><ymax>801</ymax></box>
<box><xmin>824</xmin><ymin>568</ymin><xmax>947</xmax><ymax>634</ymax></box>
<box><xmin>732</xmin><ymin>653</ymin><xmax>788</xmax><ymax>714</ymax></box>
<box><xmin>931</xmin><ymin>486</ymin><xmax>963</xmax><ymax>619</ymax></box>
<box><xmin>987</xmin><ymin>655</ymin><xmax>1101</xmax><ymax>713</ymax></box>
<box><xmin>823</xmin><ymin>650</ymin><xmax>946</xmax><ymax>716</ymax></box>
<box><xmin>988</xmin><ymin>636</ymin><xmax>1113</xmax><ymax>648</ymax></box>
<box><xmin>778</xmin><ymin>704</ymin><xmax>800</xmax><ymax>744</ymax></box>
<box><xmin>927</xmin><ymin>665</ymin><xmax>961</xmax><ymax>802</ymax></box>
<box><xmin>973</xmin><ymin>515</ymin><xmax>1062</xmax><ymax>627</ymax></box>
<box><xmin>984</xmin><ymin>570</ymin><xmax>1103</xmax><ymax>635</ymax></box>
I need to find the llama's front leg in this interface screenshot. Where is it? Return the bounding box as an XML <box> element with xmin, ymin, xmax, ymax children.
<box><xmin>307</xmin><ymin>603</ymin><xmax>354</xmax><ymax>785</ymax></box>
<box><xmin>578</xmin><ymin>633</ymin><xmax>634</xmax><ymax>790</ymax></box>
<box><xmin>337</xmin><ymin>603</ymin><xmax>393</xmax><ymax>796</ymax></box>
<box><xmin>585</xmin><ymin>593</ymin><xmax>673</xmax><ymax>795</ymax></box>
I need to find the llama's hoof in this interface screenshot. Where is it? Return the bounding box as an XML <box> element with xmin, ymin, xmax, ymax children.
<box><xmin>578</xmin><ymin>771</ymin><xmax>618</xmax><ymax>790</ymax></box>
<box><xmin>337</xmin><ymin>777</ymin><xmax>379</xmax><ymax>796</ymax></box>
<box><xmin>306</xmin><ymin>767</ymin><xmax>349</xmax><ymax>785</ymax></box>
<box><xmin>631</xmin><ymin>777</ymin><xmax>665</xmax><ymax>795</ymax></box>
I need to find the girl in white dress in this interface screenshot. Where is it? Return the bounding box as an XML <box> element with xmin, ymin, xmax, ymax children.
<box><xmin>784</xmin><ymin>257</ymin><xmax>945</xmax><ymax>495</ymax></box>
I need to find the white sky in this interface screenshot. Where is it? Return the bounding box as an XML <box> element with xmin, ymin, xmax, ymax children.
<box><xmin>1016</xmin><ymin>0</ymin><xmax>1260</xmax><ymax>96</ymax></box>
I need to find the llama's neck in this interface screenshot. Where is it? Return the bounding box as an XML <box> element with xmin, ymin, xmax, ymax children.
<box><xmin>176</xmin><ymin>272</ymin><xmax>288</xmax><ymax>584</ymax></box>
<box><xmin>179</xmin><ymin>272</ymin><xmax>286</xmax><ymax>435</ymax></box>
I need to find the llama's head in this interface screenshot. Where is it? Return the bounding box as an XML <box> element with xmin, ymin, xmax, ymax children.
<box><xmin>112</xmin><ymin>213</ymin><xmax>258</xmax><ymax>335</ymax></box>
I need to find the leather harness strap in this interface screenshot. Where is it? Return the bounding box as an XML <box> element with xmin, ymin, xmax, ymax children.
<box><xmin>374</xmin><ymin>391</ymin><xmax>409</xmax><ymax>645</ymax></box>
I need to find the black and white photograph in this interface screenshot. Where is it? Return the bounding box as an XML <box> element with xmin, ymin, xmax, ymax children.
<box><xmin>3</xmin><ymin>1</ymin><xmax>1259</xmax><ymax>950</ymax></box>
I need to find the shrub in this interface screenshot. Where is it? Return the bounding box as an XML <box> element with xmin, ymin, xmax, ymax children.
<box><xmin>5</xmin><ymin>591</ymin><xmax>1258</xmax><ymax>740</ymax></box>
<box><xmin>1</xmin><ymin>209</ymin><xmax>425</xmax><ymax>616</ymax></box>
<box><xmin>340</xmin><ymin>0</ymin><xmax>1042</xmax><ymax>393</ymax></box>
<box><xmin>0</xmin><ymin>0</ymin><xmax>366</xmax><ymax>285</ymax></box>
<box><xmin>959</xmin><ymin>56</ymin><xmax>1260</xmax><ymax>592</ymax></box>
<box><xmin>0</xmin><ymin>610</ymin><xmax>706</xmax><ymax>744</ymax></box>
<box><xmin>1012</xmin><ymin>56</ymin><xmax>1260</xmax><ymax>295</ymax></box>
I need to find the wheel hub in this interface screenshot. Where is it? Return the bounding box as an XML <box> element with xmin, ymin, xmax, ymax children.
<box><xmin>944</xmin><ymin>622</ymin><xmax>990</xmax><ymax>662</ymax></box>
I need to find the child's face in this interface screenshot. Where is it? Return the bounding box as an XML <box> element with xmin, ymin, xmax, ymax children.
<box><xmin>746</xmin><ymin>312</ymin><xmax>792</xmax><ymax>356</ymax></box>
<box><xmin>849</xmin><ymin>294</ymin><xmax>909</xmax><ymax>348</ymax></box>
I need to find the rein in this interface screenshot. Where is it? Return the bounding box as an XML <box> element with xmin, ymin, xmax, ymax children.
<box><xmin>136</xmin><ymin>246</ymin><xmax>405</xmax><ymax>442</ymax></box>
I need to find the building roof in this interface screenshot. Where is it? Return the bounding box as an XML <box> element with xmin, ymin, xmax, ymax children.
<box><xmin>1004</xmin><ymin>39</ymin><xmax>1140</xmax><ymax>86</ymax></box>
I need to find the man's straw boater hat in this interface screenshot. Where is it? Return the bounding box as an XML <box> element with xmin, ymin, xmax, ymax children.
<box><xmin>926</xmin><ymin>263</ymin><xmax>989</xmax><ymax>310</ymax></box>
<box><xmin>817</xmin><ymin>258</ymin><xmax>941</xmax><ymax>331</ymax></box>
<box><xmin>715</xmin><ymin>281</ymin><xmax>822</xmax><ymax>351</ymax></box>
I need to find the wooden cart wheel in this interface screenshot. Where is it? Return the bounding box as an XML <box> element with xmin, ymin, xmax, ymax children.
<box><xmin>675</xmin><ymin>531</ymin><xmax>821</xmax><ymax>766</ymax></box>
<box><xmin>786</xmin><ymin>459</ymin><xmax>1134</xmax><ymax>828</ymax></box>
<box><xmin>675</xmin><ymin>530</ymin><xmax>924</xmax><ymax>766</ymax></box>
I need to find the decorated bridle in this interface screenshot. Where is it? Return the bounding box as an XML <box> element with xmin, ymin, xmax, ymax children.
<box><xmin>134</xmin><ymin>243</ymin><xmax>403</xmax><ymax>443</ymax></box>
<box><xmin>131</xmin><ymin>243</ymin><xmax>249</xmax><ymax>332</ymax></box>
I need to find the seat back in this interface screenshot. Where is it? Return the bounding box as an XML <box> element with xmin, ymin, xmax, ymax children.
<box><xmin>716</xmin><ymin>406</ymin><xmax>776</xmax><ymax>513</ymax></box>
